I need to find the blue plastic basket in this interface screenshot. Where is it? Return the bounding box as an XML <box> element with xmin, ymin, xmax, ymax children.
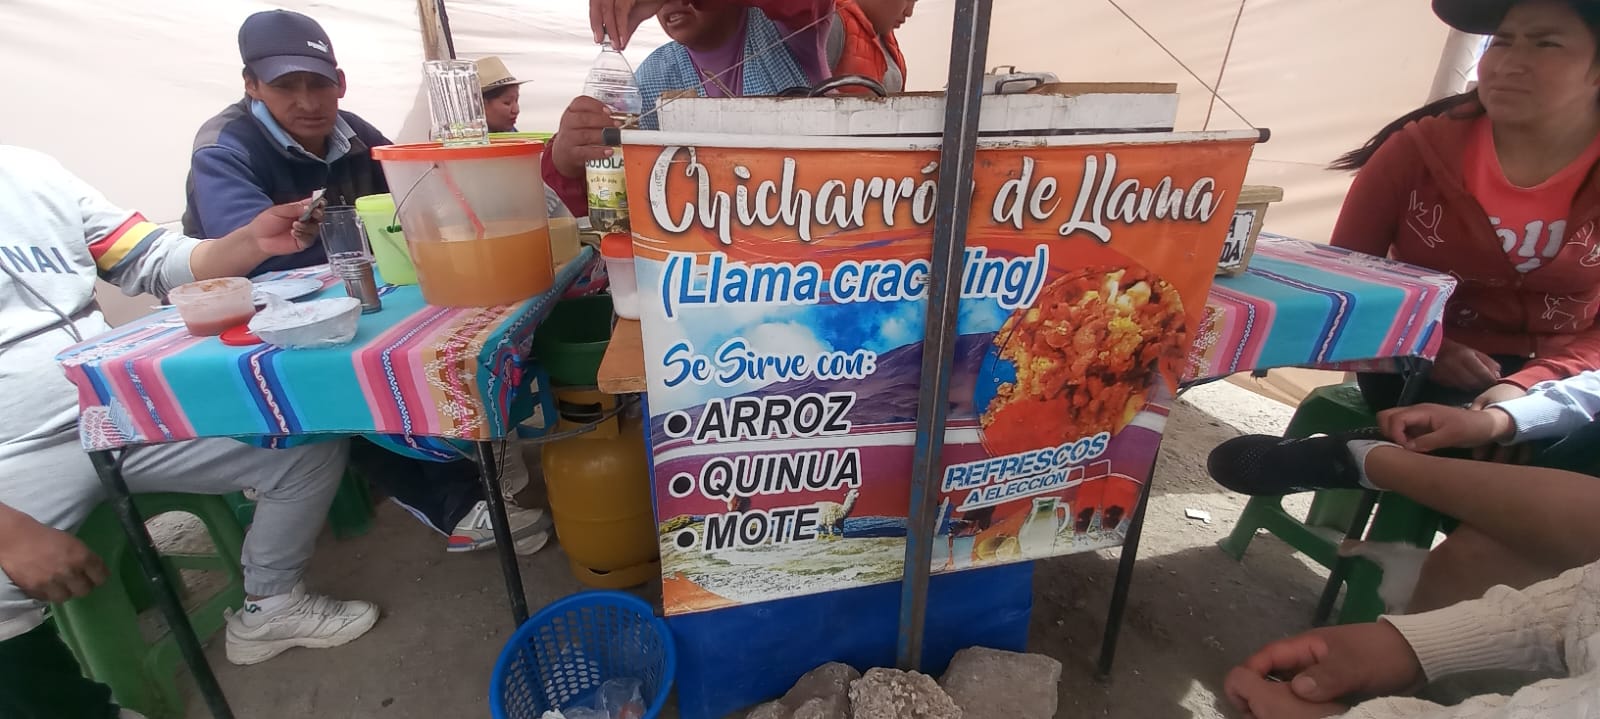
<box><xmin>491</xmin><ymin>591</ymin><xmax>676</xmax><ymax>719</ymax></box>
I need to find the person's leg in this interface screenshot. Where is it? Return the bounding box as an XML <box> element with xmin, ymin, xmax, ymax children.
<box><xmin>119</xmin><ymin>438</ymin><xmax>379</xmax><ymax>665</ymax></box>
<box><xmin>0</xmin><ymin>622</ymin><xmax>121</xmax><ymax>719</ymax></box>
<box><xmin>0</xmin><ymin>432</ymin><xmax>122</xmax><ymax>718</ymax></box>
<box><xmin>1407</xmin><ymin>523</ymin><xmax>1565</xmax><ymax>612</ymax></box>
<box><xmin>1355</xmin><ymin>372</ymin><xmax>1407</xmax><ymax>413</ymax></box>
<box><xmin>347</xmin><ymin>438</ymin><xmax>479</xmax><ymax>533</ymax></box>
<box><xmin>121</xmin><ymin>438</ymin><xmax>347</xmax><ymax>599</ymax></box>
<box><xmin>1362</xmin><ymin>446</ymin><xmax>1600</xmax><ymax>570</ymax></box>
<box><xmin>347</xmin><ymin>439</ymin><xmax>551</xmax><ymax>555</ymax></box>
<box><xmin>1356</xmin><ymin>372</ymin><xmax>1484</xmax><ymax>412</ymax></box>
<box><xmin>1536</xmin><ymin>422</ymin><xmax>1600</xmax><ymax>476</ymax></box>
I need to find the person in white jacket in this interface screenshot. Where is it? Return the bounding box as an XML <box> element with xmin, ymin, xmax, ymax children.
<box><xmin>1209</xmin><ymin>370</ymin><xmax>1600</xmax><ymax>612</ymax></box>
<box><xmin>1225</xmin><ymin>560</ymin><xmax>1600</xmax><ymax>719</ymax></box>
<box><xmin>0</xmin><ymin>145</ymin><xmax>378</xmax><ymax>718</ymax></box>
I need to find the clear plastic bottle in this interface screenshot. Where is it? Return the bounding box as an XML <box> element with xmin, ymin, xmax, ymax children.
<box><xmin>582</xmin><ymin>40</ymin><xmax>643</xmax><ymax>233</ymax></box>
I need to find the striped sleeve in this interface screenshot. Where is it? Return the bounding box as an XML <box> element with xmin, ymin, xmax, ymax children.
<box><xmin>88</xmin><ymin>212</ymin><xmax>167</xmax><ymax>276</ymax></box>
<box><xmin>69</xmin><ymin>174</ymin><xmax>198</xmax><ymax>296</ymax></box>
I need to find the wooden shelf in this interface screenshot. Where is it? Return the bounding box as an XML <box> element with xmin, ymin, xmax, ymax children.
<box><xmin>598</xmin><ymin>318</ymin><xmax>647</xmax><ymax>395</ymax></box>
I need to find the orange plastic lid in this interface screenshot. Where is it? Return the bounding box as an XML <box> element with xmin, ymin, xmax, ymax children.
<box><xmin>600</xmin><ymin>232</ymin><xmax>635</xmax><ymax>259</ymax></box>
<box><xmin>372</xmin><ymin>138</ymin><xmax>544</xmax><ymax>162</ymax></box>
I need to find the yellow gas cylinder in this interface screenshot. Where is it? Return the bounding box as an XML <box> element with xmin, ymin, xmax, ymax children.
<box><xmin>541</xmin><ymin>413</ymin><xmax>659</xmax><ymax>586</ymax></box>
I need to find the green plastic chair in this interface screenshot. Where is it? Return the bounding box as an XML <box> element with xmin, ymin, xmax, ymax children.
<box><xmin>53</xmin><ymin>493</ymin><xmax>246</xmax><ymax>719</ymax></box>
<box><xmin>224</xmin><ymin>469</ymin><xmax>373</xmax><ymax>540</ymax></box>
<box><xmin>1217</xmin><ymin>381</ymin><xmax>1444</xmax><ymax>624</ymax></box>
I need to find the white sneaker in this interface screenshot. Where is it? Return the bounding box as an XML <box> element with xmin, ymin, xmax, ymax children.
<box><xmin>447</xmin><ymin>500</ymin><xmax>552</xmax><ymax>554</ymax></box>
<box><xmin>514</xmin><ymin>529</ymin><xmax>552</xmax><ymax>556</ymax></box>
<box><xmin>225</xmin><ymin>584</ymin><xmax>379</xmax><ymax>666</ymax></box>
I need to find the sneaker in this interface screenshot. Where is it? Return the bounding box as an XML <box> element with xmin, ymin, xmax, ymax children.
<box><xmin>514</xmin><ymin>530</ymin><xmax>552</xmax><ymax>556</ymax></box>
<box><xmin>1206</xmin><ymin>428</ymin><xmax>1387</xmax><ymax>496</ymax></box>
<box><xmin>225</xmin><ymin>584</ymin><xmax>379</xmax><ymax>666</ymax></box>
<box><xmin>447</xmin><ymin>501</ymin><xmax>553</xmax><ymax>554</ymax></box>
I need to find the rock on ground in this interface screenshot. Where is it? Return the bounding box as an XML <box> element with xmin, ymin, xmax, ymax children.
<box><xmin>939</xmin><ymin>647</ymin><xmax>1062</xmax><ymax>719</ymax></box>
<box><xmin>746</xmin><ymin>701</ymin><xmax>788</xmax><ymax>719</ymax></box>
<box><xmin>746</xmin><ymin>663</ymin><xmax>860</xmax><ymax>719</ymax></box>
<box><xmin>848</xmin><ymin>668</ymin><xmax>961</xmax><ymax>719</ymax></box>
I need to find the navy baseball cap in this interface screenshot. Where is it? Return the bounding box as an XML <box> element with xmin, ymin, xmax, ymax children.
<box><xmin>1434</xmin><ymin>0</ymin><xmax>1600</xmax><ymax>34</ymax></box>
<box><xmin>239</xmin><ymin>10</ymin><xmax>339</xmax><ymax>83</ymax></box>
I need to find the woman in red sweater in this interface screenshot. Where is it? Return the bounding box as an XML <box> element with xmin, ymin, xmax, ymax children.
<box><xmin>1334</xmin><ymin>0</ymin><xmax>1600</xmax><ymax>412</ymax></box>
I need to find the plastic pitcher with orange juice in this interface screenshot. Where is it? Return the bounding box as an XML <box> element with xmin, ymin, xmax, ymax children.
<box><xmin>371</xmin><ymin>139</ymin><xmax>554</xmax><ymax>307</ymax></box>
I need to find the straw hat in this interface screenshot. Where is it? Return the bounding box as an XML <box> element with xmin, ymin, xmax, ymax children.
<box><xmin>475</xmin><ymin>56</ymin><xmax>528</xmax><ymax>91</ymax></box>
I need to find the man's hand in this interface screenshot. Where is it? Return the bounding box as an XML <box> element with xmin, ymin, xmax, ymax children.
<box><xmin>1428</xmin><ymin>338</ymin><xmax>1502</xmax><ymax>391</ymax></box>
<box><xmin>191</xmin><ymin>199</ymin><xmax>322</xmax><ymax>280</ymax></box>
<box><xmin>591</xmin><ymin>0</ymin><xmax>667</xmax><ymax>49</ymax></box>
<box><xmin>0</xmin><ymin>511</ymin><xmax>107</xmax><ymax>603</ymax></box>
<box><xmin>1377</xmin><ymin>403</ymin><xmax>1516</xmax><ymax>453</ymax></box>
<box><xmin>1229</xmin><ymin>623</ymin><xmax>1424</xmax><ymax>711</ymax></box>
<box><xmin>248</xmin><ymin>200</ymin><xmax>323</xmax><ymax>257</ymax></box>
<box><xmin>1224</xmin><ymin>669</ymin><xmax>1346</xmax><ymax>719</ymax></box>
<box><xmin>551</xmin><ymin>96</ymin><xmax>624</xmax><ymax>179</ymax></box>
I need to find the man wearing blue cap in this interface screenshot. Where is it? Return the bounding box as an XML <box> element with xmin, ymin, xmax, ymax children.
<box><xmin>182</xmin><ymin>9</ymin><xmax>390</xmax><ymax>273</ymax></box>
<box><xmin>183</xmin><ymin>10</ymin><xmax>552</xmax><ymax>558</ymax></box>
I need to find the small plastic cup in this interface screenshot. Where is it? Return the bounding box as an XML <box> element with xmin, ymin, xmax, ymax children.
<box><xmin>169</xmin><ymin>277</ymin><xmax>256</xmax><ymax>337</ymax></box>
<box><xmin>600</xmin><ymin>233</ymin><xmax>638</xmax><ymax>320</ymax></box>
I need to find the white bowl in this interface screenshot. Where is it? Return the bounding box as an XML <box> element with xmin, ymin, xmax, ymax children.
<box><xmin>248</xmin><ymin>297</ymin><xmax>362</xmax><ymax>349</ymax></box>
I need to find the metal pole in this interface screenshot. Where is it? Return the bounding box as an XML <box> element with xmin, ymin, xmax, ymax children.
<box><xmin>436</xmin><ymin>0</ymin><xmax>458</xmax><ymax>60</ymax></box>
<box><xmin>1096</xmin><ymin>476</ymin><xmax>1153</xmax><ymax>678</ymax></box>
<box><xmin>474</xmin><ymin>441</ymin><xmax>530</xmax><ymax>625</ymax></box>
<box><xmin>895</xmin><ymin>0</ymin><xmax>993</xmax><ymax>672</ymax></box>
<box><xmin>89</xmin><ymin>450</ymin><xmax>235</xmax><ymax>719</ymax></box>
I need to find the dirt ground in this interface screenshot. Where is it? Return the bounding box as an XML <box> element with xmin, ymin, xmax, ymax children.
<box><xmin>172</xmin><ymin>381</ymin><xmax>1324</xmax><ymax>719</ymax></box>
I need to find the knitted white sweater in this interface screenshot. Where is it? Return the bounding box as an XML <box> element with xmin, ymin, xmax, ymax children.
<box><xmin>1345</xmin><ymin>562</ymin><xmax>1600</xmax><ymax>718</ymax></box>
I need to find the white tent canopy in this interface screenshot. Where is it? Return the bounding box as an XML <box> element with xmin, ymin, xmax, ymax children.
<box><xmin>4</xmin><ymin>0</ymin><xmax>1466</xmax><ymax>245</ymax></box>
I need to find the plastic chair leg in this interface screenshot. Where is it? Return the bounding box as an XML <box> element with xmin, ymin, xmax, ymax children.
<box><xmin>1218</xmin><ymin>495</ymin><xmax>1340</xmax><ymax>568</ymax></box>
<box><xmin>1329</xmin><ymin>494</ymin><xmax>1443</xmax><ymax>625</ymax></box>
<box><xmin>54</xmin><ymin>540</ymin><xmax>178</xmax><ymax>717</ymax></box>
<box><xmin>1304</xmin><ymin>489</ymin><xmax>1365</xmax><ymax>531</ymax></box>
<box><xmin>327</xmin><ymin>471</ymin><xmax>374</xmax><ymax>540</ymax></box>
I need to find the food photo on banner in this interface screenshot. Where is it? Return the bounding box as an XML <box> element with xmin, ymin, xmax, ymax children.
<box><xmin>623</xmin><ymin>135</ymin><xmax>1257</xmax><ymax>615</ymax></box>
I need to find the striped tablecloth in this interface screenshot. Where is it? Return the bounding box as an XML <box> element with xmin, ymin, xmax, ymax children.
<box><xmin>1185</xmin><ymin>234</ymin><xmax>1456</xmax><ymax>383</ymax></box>
<box><xmin>60</xmin><ymin>248</ymin><xmax>605</xmax><ymax>455</ymax></box>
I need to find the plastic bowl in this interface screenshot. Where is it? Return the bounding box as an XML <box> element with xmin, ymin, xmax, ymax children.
<box><xmin>248</xmin><ymin>297</ymin><xmax>363</xmax><ymax>349</ymax></box>
<box><xmin>169</xmin><ymin>277</ymin><xmax>256</xmax><ymax>337</ymax></box>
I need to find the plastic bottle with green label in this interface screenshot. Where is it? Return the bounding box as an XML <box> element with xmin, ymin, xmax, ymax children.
<box><xmin>582</xmin><ymin>39</ymin><xmax>642</xmax><ymax>233</ymax></box>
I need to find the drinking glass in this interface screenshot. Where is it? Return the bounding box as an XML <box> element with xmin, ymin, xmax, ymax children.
<box><xmin>424</xmin><ymin>60</ymin><xmax>489</xmax><ymax>146</ymax></box>
<box><xmin>321</xmin><ymin>206</ymin><xmax>383</xmax><ymax>313</ymax></box>
<box><xmin>320</xmin><ymin>206</ymin><xmax>373</xmax><ymax>268</ymax></box>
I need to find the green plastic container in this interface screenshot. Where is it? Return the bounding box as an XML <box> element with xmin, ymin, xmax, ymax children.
<box><xmin>490</xmin><ymin>131</ymin><xmax>555</xmax><ymax>142</ymax></box>
<box><xmin>533</xmin><ymin>295</ymin><xmax>614</xmax><ymax>386</ymax></box>
<box><xmin>354</xmin><ymin>193</ymin><xmax>417</xmax><ymax>285</ymax></box>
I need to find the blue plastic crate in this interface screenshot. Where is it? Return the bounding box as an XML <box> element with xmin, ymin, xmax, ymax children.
<box><xmin>492</xmin><ymin>591</ymin><xmax>676</xmax><ymax>719</ymax></box>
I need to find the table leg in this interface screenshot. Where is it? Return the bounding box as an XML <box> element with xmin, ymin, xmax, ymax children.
<box><xmin>1096</xmin><ymin>473</ymin><xmax>1154</xmax><ymax>679</ymax></box>
<box><xmin>87</xmin><ymin>450</ymin><xmax>235</xmax><ymax>719</ymax></box>
<box><xmin>1312</xmin><ymin>358</ymin><xmax>1432</xmax><ymax>625</ymax></box>
<box><xmin>473</xmin><ymin>441</ymin><xmax>529</xmax><ymax>626</ymax></box>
